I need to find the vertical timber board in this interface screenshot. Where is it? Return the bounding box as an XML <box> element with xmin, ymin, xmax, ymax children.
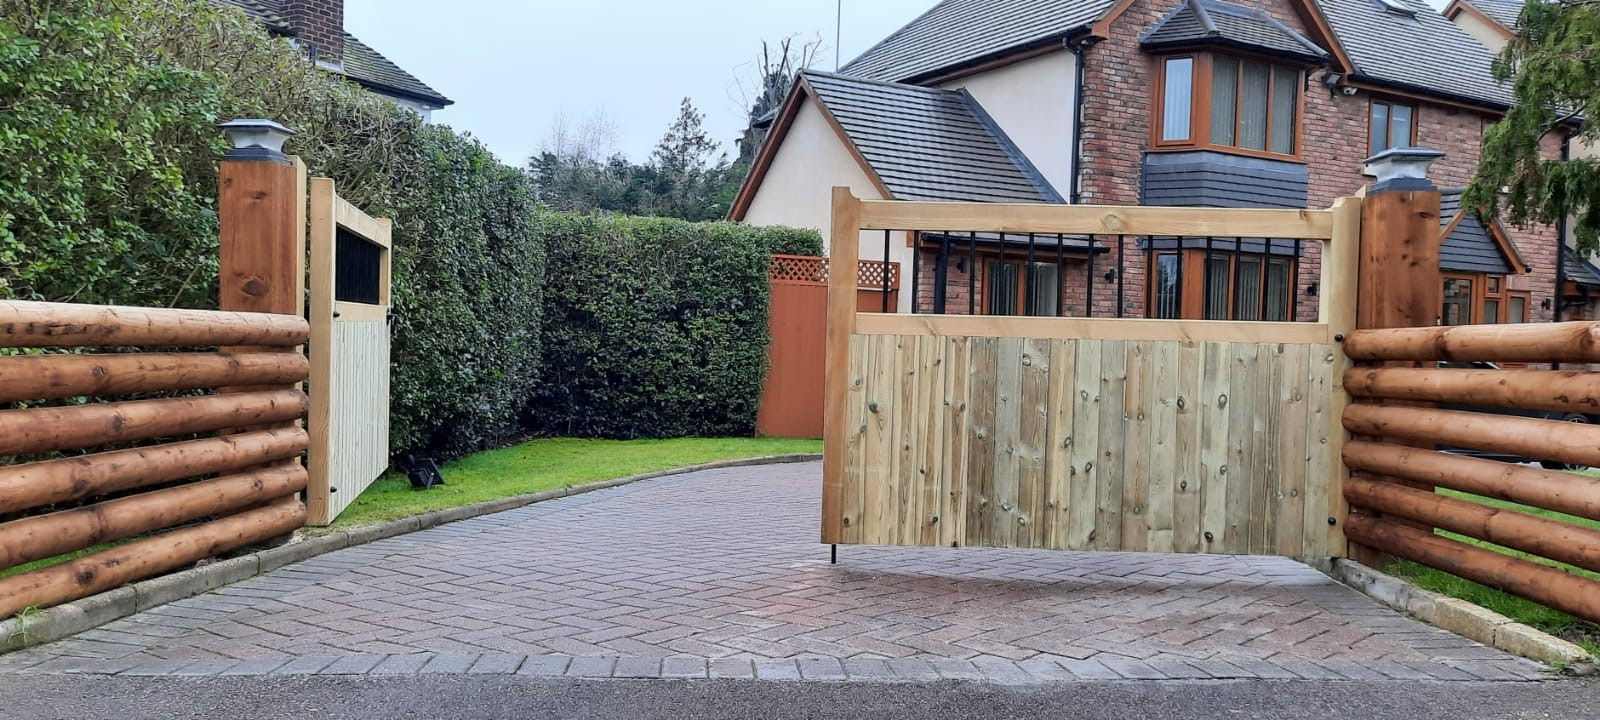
<box><xmin>321</xmin><ymin>317</ymin><xmax>389</xmax><ymax>522</ymax></box>
<box><xmin>842</xmin><ymin>335</ymin><xmax>868</xmax><ymax>544</ymax></box>
<box><xmin>1198</xmin><ymin>342</ymin><xmax>1232</xmax><ymax>554</ymax></box>
<box><xmin>1224</xmin><ymin>343</ymin><xmax>1258</xmax><ymax>554</ymax></box>
<box><xmin>941</xmin><ymin>336</ymin><xmax>972</xmax><ymax>547</ymax></box>
<box><xmin>990</xmin><ymin>338</ymin><xmax>1024</xmax><ymax>547</ymax></box>
<box><xmin>1324</xmin><ymin>197</ymin><xmax>1361</xmax><ymax>558</ymax></box>
<box><xmin>1171</xmin><ymin>342</ymin><xmax>1203</xmax><ymax>553</ymax></box>
<box><xmin>863</xmin><ymin>334</ymin><xmax>898</xmax><ymax>545</ymax></box>
<box><xmin>916</xmin><ymin>335</ymin><xmax>947</xmax><ymax>547</ymax></box>
<box><xmin>1274</xmin><ymin>343</ymin><xmax>1309</xmax><ymax>557</ymax></box>
<box><xmin>1303</xmin><ymin>345</ymin><xmax>1336</xmax><ymax>557</ymax></box>
<box><xmin>219</xmin><ymin>157</ymin><xmax>302</xmax><ymax>317</ymax></box>
<box><xmin>1017</xmin><ymin>338</ymin><xmax>1052</xmax><ymax>548</ymax></box>
<box><xmin>1067</xmin><ymin>341</ymin><xmax>1101</xmax><ymax>550</ymax></box>
<box><xmin>964</xmin><ymin>337</ymin><xmax>998</xmax><ymax>547</ymax></box>
<box><xmin>1254</xmin><ymin>343</ymin><xmax>1286</xmax><ymax>555</ymax></box>
<box><xmin>894</xmin><ymin>336</ymin><xmax>919</xmax><ymax>545</ymax></box>
<box><xmin>1044</xmin><ymin>339</ymin><xmax>1078</xmax><ymax>549</ymax></box>
<box><xmin>1145</xmin><ymin>342</ymin><xmax>1179</xmax><ymax>553</ymax></box>
<box><xmin>306</xmin><ymin>178</ymin><xmax>336</xmax><ymax>526</ymax></box>
<box><xmin>1095</xmin><ymin>340</ymin><xmax>1128</xmax><ymax>551</ymax></box>
<box><xmin>821</xmin><ymin>188</ymin><xmax>861</xmax><ymax>544</ymax></box>
<box><xmin>1121</xmin><ymin>341</ymin><xmax>1152</xmax><ymax>553</ymax></box>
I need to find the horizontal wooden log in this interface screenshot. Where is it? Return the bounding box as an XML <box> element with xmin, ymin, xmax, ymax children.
<box><xmin>1344</xmin><ymin>513</ymin><xmax>1600</xmax><ymax>624</ymax></box>
<box><xmin>1345</xmin><ymin>476</ymin><xmax>1600</xmax><ymax>575</ymax></box>
<box><xmin>1344</xmin><ymin>321</ymin><xmax>1600</xmax><ymax>363</ymax></box>
<box><xmin>0</xmin><ymin>495</ymin><xmax>305</xmax><ymax>617</ymax></box>
<box><xmin>0</xmin><ymin>352</ymin><xmax>310</xmax><ymax>403</ymax></box>
<box><xmin>1345</xmin><ymin>366</ymin><xmax>1600</xmax><ymax>416</ymax></box>
<box><xmin>0</xmin><ymin>463</ymin><xmax>305</xmax><ymax>571</ymax></box>
<box><xmin>0</xmin><ymin>428</ymin><xmax>308</xmax><ymax>515</ymax></box>
<box><xmin>1343</xmin><ymin>441</ymin><xmax>1600</xmax><ymax>523</ymax></box>
<box><xmin>1342</xmin><ymin>403</ymin><xmax>1600</xmax><ymax>468</ymax></box>
<box><xmin>854</xmin><ymin>199</ymin><xmax>1336</xmax><ymax>239</ymax></box>
<box><xmin>0</xmin><ymin>390</ymin><xmax>306</xmax><ymax>456</ymax></box>
<box><xmin>0</xmin><ymin>300</ymin><xmax>308</xmax><ymax>349</ymax></box>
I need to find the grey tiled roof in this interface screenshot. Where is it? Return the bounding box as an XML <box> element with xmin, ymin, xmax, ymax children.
<box><xmin>343</xmin><ymin>33</ymin><xmax>450</xmax><ymax>106</ymax></box>
<box><xmin>840</xmin><ymin>0</ymin><xmax>1118</xmax><ymax>83</ymax></box>
<box><xmin>1440</xmin><ymin>189</ymin><xmax>1516</xmax><ymax>274</ymax></box>
<box><xmin>1142</xmin><ymin>0</ymin><xmax>1326</xmax><ymax>62</ymax></box>
<box><xmin>802</xmin><ymin>71</ymin><xmax>1060</xmax><ymax>203</ymax></box>
<box><xmin>1462</xmin><ymin>0</ymin><xmax>1523</xmax><ymax>29</ymax></box>
<box><xmin>219</xmin><ymin>0</ymin><xmax>289</xmax><ymax>32</ymax></box>
<box><xmin>1565</xmin><ymin>247</ymin><xmax>1600</xmax><ymax>288</ymax></box>
<box><xmin>1318</xmin><ymin>0</ymin><xmax>1513</xmax><ymax>107</ymax></box>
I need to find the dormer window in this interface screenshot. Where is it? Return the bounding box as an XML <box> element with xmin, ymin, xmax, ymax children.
<box><xmin>1153</xmin><ymin>52</ymin><xmax>1305</xmax><ymax>159</ymax></box>
<box><xmin>1374</xmin><ymin>0</ymin><xmax>1417</xmax><ymax>18</ymax></box>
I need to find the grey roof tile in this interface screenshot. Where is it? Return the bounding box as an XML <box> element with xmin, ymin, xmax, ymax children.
<box><xmin>1319</xmin><ymin>0</ymin><xmax>1512</xmax><ymax>107</ymax></box>
<box><xmin>218</xmin><ymin>0</ymin><xmax>289</xmax><ymax>32</ymax></box>
<box><xmin>1440</xmin><ymin>188</ymin><xmax>1515</xmax><ymax>274</ymax></box>
<box><xmin>1565</xmin><ymin>247</ymin><xmax>1600</xmax><ymax>287</ymax></box>
<box><xmin>840</xmin><ymin>0</ymin><xmax>1118</xmax><ymax>83</ymax></box>
<box><xmin>1142</xmin><ymin>0</ymin><xmax>1327</xmax><ymax>62</ymax></box>
<box><xmin>342</xmin><ymin>33</ymin><xmax>451</xmax><ymax>106</ymax></box>
<box><xmin>803</xmin><ymin>71</ymin><xmax>1059</xmax><ymax>203</ymax></box>
<box><xmin>1459</xmin><ymin>0</ymin><xmax>1522</xmax><ymax>29</ymax></box>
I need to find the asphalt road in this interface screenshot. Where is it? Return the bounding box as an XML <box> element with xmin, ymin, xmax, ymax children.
<box><xmin>3</xmin><ymin>675</ymin><xmax>1597</xmax><ymax>720</ymax></box>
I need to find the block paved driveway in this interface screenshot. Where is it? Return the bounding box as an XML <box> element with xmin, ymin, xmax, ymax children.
<box><xmin>0</xmin><ymin>461</ymin><xmax>1544</xmax><ymax>683</ymax></box>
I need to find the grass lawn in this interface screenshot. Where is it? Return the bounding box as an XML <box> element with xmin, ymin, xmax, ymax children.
<box><xmin>318</xmin><ymin>436</ymin><xmax>820</xmax><ymax>532</ymax></box>
<box><xmin>1384</xmin><ymin>488</ymin><xmax>1600</xmax><ymax>659</ymax></box>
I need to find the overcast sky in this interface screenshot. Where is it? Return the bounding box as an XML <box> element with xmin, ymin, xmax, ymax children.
<box><xmin>345</xmin><ymin>0</ymin><xmax>937</xmax><ymax>165</ymax></box>
<box><xmin>346</xmin><ymin>0</ymin><xmax>1457</xmax><ymax>167</ymax></box>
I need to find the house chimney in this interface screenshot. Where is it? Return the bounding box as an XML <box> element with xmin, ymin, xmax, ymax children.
<box><xmin>284</xmin><ymin>0</ymin><xmax>344</xmax><ymax>66</ymax></box>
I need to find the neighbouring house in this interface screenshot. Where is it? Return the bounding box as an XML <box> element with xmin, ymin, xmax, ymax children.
<box><xmin>217</xmin><ymin>0</ymin><xmax>452</xmax><ymax>119</ymax></box>
<box><xmin>731</xmin><ymin>0</ymin><xmax>1572</xmax><ymax>325</ymax></box>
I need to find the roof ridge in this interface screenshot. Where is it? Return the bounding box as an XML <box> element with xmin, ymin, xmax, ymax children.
<box><xmin>956</xmin><ymin>90</ymin><xmax>1065</xmax><ymax>203</ymax></box>
<box><xmin>803</xmin><ymin>69</ymin><xmax>963</xmax><ymax>96</ymax></box>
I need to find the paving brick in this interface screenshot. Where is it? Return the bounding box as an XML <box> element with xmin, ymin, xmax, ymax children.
<box><xmin>662</xmin><ymin>657</ymin><xmax>708</xmax><ymax>679</ymax></box>
<box><xmin>420</xmin><ymin>653</ymin><xmax>482</xmax><ymax>674</ymax></box>
<box><xmin>515</xmin><ymin>655</ymin><xmax>571</xmax><ymax>677</ymax></box>
<box><xmin>320</xmin><ymin>654</ymin><xmax>386</xmax><ymax>675</ymax></box>
<box><xmin>711</xmin><ymin>658</ymin><xmax>755</xmax><ymax>679</ymax></box>
<box><xmin>929</xmin><ymin>659</ymin><xmax>985</xmax><ymax>680</ymax></box>
<box><xmin>754</xmin><ymin>659</ymin><xmax>802</xmax><ymax>680</ymax></box>
<box><xmin>467</xmin><ymin>654</ymin><xmax>526</xmax><ymax>674</ymax></box>
<box><xmin>565</xmin><ymin>657</ymin><xmax>616</xmax><ymax>678</ymax></box>
<box><xmin>613</xmin><ymin>657</ymin><xmax>662</xmax><ymax>678</ymax></box>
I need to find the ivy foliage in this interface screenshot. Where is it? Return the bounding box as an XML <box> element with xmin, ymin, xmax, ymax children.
<box><xmin>532</xmin><ymin>215</ymin><xmax>820</xmax><ymax>438</ymax></box>
<box><xmin>1466</xmin><ymin>0</ymin><xmax>1600</xmax><ymax>253</ymax></box>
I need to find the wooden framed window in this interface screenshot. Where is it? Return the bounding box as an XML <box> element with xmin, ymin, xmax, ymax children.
<box><xmin>985</xmin><ymin>260</ymin><xmax>1060</xmax><ymax>316</ymax></box>
<box><xmin>1148</xmin><ymin>248</ymin><xmax>1294</xmax><ymax>321</ymax></box>
<box><xmin>1442</xmin><ymin>273</ymin><xmax>1519</xmax><ymax>324</ymax></box>
<box><xmin>1152</xmin><ymin>52</ymin><xmax>1305</xmax><ymax>160</ymax></box>
<box><xmin>1370</xmin><ymin>99</ymin><xmax>1416</xmax><ymax>155</ymax></box>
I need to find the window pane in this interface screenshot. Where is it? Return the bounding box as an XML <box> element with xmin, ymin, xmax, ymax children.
<box><xmin>1239</xmin><ymin>61</ymin><xmax>1270</xmax><ymax>151</ymax></box>
<box><xmin>1390</xmin><ymin>104</ymin><xmax>1413</xmax><ymax>149</ymax></box>
<box><xmin>1270</xmin><ymin>66</ymin><xmax>1298</xmax><ymax>154</ymax></box>
<box><xmin>1205</xmin><ymin>255</ymin><xmax>1231</xmax><ymax>320</ymax></box>
<box><xmin>1442</xmin><ymin>278</ymin><xmax>1474</xmax><ymax>326</ymax></box>
<box><xmin>1234</xmin><ymin>256</ymin><xmax>1263</xmax><ymax>320</ymax></box>
<box><xmin>1264</xmin><ymin>258</ymin><xmax>1290</xmax><ymax>321</ymax></box>
<box><xmin>1154</xmin><ymin>254</ymin><xmax>1181</xmax><ymax>319</ymax></box>
<box><xmin>1488</xmin><ymin>277</ymin><xmax>1500</xmax><ymax>293</ymax></box>
<box><xmin>988</xmin><ymin>263</ymin><xmax>1019</xmax><ymax>315</ymax></box>
<box><xmin>1483</xmin><ymin>299</ymin><xmax>1500</xmax><ymax>324</ymax></box>
<box><xmin>1027</xmin><ymin>263</ymin><xmax>1059</xmax><ymax>317</ymax></box>
<box><xmin>1370</xmin><ymin>102</ymin><xmax>1389</xmax><ymax>154</ymax></box>
<box><xmin>1509</xmin><ymin>296</ymin><xmax>1527</xmax><ymax>323</ymax></box>
<box><xmin>1162</xmin><ymin>58</ymin><xmax>1193</xmax><ymax>141</ymax></box>
<box><xmin>1211</xmin><ymin>56</ymin><xmax>1239</xmax><ymax>147</ymax></box>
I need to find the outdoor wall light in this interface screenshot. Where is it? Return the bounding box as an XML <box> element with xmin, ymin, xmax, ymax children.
<box><xmin>1306</xmin><ymin>282</ymin><xmax>1320</xmax><ymax>297</ymax></box>
<box><xmin>1103</xmin><ymin>268</ymin><xmax>1118</xmax><ymax>283</ymax></box>
<box><xmin>1542</xmin><ymin>297</ymin><xmax>1554</xmax><ymax>310</ymax></box>
<box><xmin>218</xmin><ymin>118</ymin><xmax>295</xmax><ymax>162</ymax></box>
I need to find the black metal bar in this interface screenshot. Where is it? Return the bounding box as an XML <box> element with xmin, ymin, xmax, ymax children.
<box><xmin>968</xmin><ymin>231</ymin><xmax>977</xmax><ymax>315</ymax></box>
<box><xmin>910</xmin><ymin>232</ymin><xmax>921</xmax><ymax>315</ymax></box>
<box><xmin>1291</xmin><ymin>238</ymin><xmax>1302</xmax><ymax>322</ymax></box>
<box><xmin>1085</xmin><ymin>235</ymin><xmax>1095</xmax><ymax>318</ymax></box>
<box><xmin>1175</xmin><ymin>240</ymin><xmax>1184</xmax><ymax>319</ymax></box>
<box><xmin>997</xmin><ymin>230</ymin><xmax>1007</xmax><ymax>315</ymax></box>
<box><xmin>1056</xmin><ymin>233</ymin><xmax>1065</xmax><ymax>317</ymax></box>
<box><xmin>935</xmin><ymin>236</ymin><xmax>950</xmax><ymax>314</ymax></box>
<box><xmin>1026</xmin><ymin>232</ymin><xmax>1036</xmax><ymax>316</ymax></box>
<box><xmin>1117</xmin><ymin>234</ymin><xmax>1125</xmax><ymax>319</ymax></box>
<box><xmin>830</xmin><ymin>544</ymin><xmax>837</xmax><ymax>564</ymax></box>
<box><xmin>882</xmin><ymin>230</ymin><xmax>891</xmax><ymax>313</ymax></box>
<box><xmin>1204</xmin><ymin>236</ymin><xmax>1214</xmax><ymax>321</ymax></box>
<box><xmin>1259</xmin><ymin>239</ymin><xmax>1270</xmax><ymax>322</ymax></box>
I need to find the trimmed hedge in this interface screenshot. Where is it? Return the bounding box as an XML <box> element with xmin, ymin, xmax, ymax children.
<box><xmin>531</xmin><ymin>215</ymin><xmax>820</xmax><ymax>438</ymax></box>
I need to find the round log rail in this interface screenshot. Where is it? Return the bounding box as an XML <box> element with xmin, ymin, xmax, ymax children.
<box><xmin>0</xmin><ymin>463</ymin><xmax>306</xmax><ymax>570</ymax></box>
<box><xmin>1343</xmin><ymin>321</ymin><xmax>1600</xmax><ymax>363</ymax></box>
<box><xmin>1345</xmin><ymin>513</ymin><xmax>1600</xmax><ymax>624</ymax></box>
<box><xmin>0</xmin><ymin>352</ymin><xmax>310</xmax><ymax>404</ymax></box>
<box><xmin>0</xmin><ymin>428</ymin><xmax>308</xmax><ymax>515</ymax></box>
<box><xmin>0</xmin><ymin>300</ymin><xmax>309</xmax><ymax>349</ymax></box>
<box><xmin>1345</xmin><ymin>476</ymin><xmax>1600</xmax><ymax>575</ymax></box>
<box><xmin>0</xmin><ymin>389</ymin><xmax>307</xmax><ymax>456</ymax></box>
<box><xmin>0</xmin><ymin>495</ymin><xmax>305</xmax><ymax>618</ymax></box>
<box><xmin>1343</xmin><ymin>441</ymin><xmax>1600</xmax><ymax>522</ymax></box>
<box><xmin>1342</xmin><ymin>403</ymin><xmax>1600</xmax><ymax>469</ymax></box>
<box><xmin>1344</xmin><ymin>366</ymin><xmax>1600</xmax><ymax>415</ymax></box>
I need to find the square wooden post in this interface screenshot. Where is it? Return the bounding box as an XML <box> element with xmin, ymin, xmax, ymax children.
<box><xmin>821</xmin><ymin>187</ymin><xmax>861</xmax><ymax>544</ymax></box>
<box><xmin>218</xmin><ymin>119</ymin><xmax>305</xmax><ymax>318</ymax></box>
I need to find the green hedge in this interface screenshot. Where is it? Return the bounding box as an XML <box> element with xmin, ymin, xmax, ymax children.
<box><xmin>531</xmin><ymin>215</ymin><xmax>820</xmax><ymax>438</ymax></box>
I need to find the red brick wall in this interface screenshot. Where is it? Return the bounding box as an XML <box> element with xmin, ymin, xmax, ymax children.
<box><xmin>284</xmin><ymin>0</ymin><xmax>344</xmax><ymax>63</ymax></box>
<box><xmin>1078</xmin><ymin>0</ymin><xmax>1561</xmax><ymax>322</ymax></box>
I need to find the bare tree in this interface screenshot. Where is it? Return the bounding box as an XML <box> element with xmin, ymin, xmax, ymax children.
<box><xmin>730</xmin><ymin>36</ymin><xmax>825</xmax><ymax>165</ymax></box>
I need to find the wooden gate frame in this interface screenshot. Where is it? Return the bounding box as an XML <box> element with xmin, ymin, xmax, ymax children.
<box><xmin>306</xmin><ymin>177</ymin><xmax>393</xmax><ymax>526</ymax></box>
<box><xmin>821</xmin><ymin>187</ymin><xmax>1362</xmax><ymax>556</ymax></box>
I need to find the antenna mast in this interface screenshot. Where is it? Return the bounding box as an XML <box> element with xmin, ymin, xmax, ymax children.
<box><xmin>836</xmin><ymin>0</ymin><xmax>842</xmax><ymax>70</ymax></box>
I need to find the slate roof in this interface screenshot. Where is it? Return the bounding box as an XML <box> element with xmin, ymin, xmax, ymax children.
<box><xmin>1565</xmin><ymin>247</ymin><xmax>1600</xmax><ymax>288</ymax></box>
<box><xmin>802</xmin><ymin>71</ymin><xmax>1061</xmax><ymax>203</ymax></box>
<box><xmin>1462</xmin><ymin>0</ymin><xmax>1523</xmax><ymax>29</ymax></box>
<box><xmin>1318</xmin><ymin>0</ymin><xmax>1512</xmax><ymax>107</ymax></box>
<box><xmin>1142</xmin><ymin>0</ymin><xmax>1327</xmax><ymax>62</ymax></box>
<box><xmin>840</xmin><ymin>0</ymin><xmax>1118</xmax><ymax>83</ymax></box>
<box><xmin>214</xmin><ymin>0</ymin><xmax>450</xmax><ymax>107</ymax></box>
<box><xmin>1440</xmin><ymin>189</ymin><xmax>1520</xmax><ymax>274</ymax></box>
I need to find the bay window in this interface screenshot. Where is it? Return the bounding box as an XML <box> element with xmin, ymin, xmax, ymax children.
<box><xmin>1154</xmin><ymin>52</ymin><xmax>1305</xmax><ymax>158</ymax></box>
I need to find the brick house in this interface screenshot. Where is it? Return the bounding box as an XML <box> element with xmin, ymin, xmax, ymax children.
<box><xmin>731</xmin><ymin>0</ymin><xmax>1577</xmax><ymax>326</ymax></box>
<box><xmin>217</xmin><ymin>0</ymin><xmax>452</xmax><ymax>119</ymax></box>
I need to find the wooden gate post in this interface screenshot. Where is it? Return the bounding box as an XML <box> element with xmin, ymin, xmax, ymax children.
<box><xmin>1350</xmin><ymin>147</ymin><xmax>1444</xmax><ymax>564</ymax></box>
<box><xmin>821</xmin><ymin>187</ymin><xmax>861</xmax><ymax>544</ymax></box>
<box><xmin>218</xmin><ymin>119</ymin><xmax>305</xmax><ymax>318</ymax></box>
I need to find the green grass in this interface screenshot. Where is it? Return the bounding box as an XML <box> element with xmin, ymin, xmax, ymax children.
<box><xmin>320</xmin><ymin>436</ymin><xmax>821</xmax><ymax>532</ymax></box>
<box><xmin>1384</xmin><ymin>488</ymin><xmax>1600</xmax><ymax>658</ymax></box>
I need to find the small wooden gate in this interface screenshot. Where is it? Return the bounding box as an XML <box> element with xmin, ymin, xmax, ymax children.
<box><xmin>307</xmin><ymin>178</ymin><xmax>392</xmax><ymax>526</ymax></box>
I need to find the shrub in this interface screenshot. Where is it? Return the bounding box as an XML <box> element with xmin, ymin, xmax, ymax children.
<box><xmin>531</xmin><ymin>214</ymin><xmax>820</xmax><ymax>438</ymax></box>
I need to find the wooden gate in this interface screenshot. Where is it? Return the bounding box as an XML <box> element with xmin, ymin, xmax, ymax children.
<box><xmin>307</xmin><ymin>178</ymin><xmax>392</xmax><ymax>526</ymax></box>
<box><xmin>757</xmin><ymin>255</ymin><xmax>899</xmax><ymax>438</ymax></box>
<box><xmin>822</xmin><ymin>188</ymin><xmax>1361</xmax><ymax>557</ymax></box>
